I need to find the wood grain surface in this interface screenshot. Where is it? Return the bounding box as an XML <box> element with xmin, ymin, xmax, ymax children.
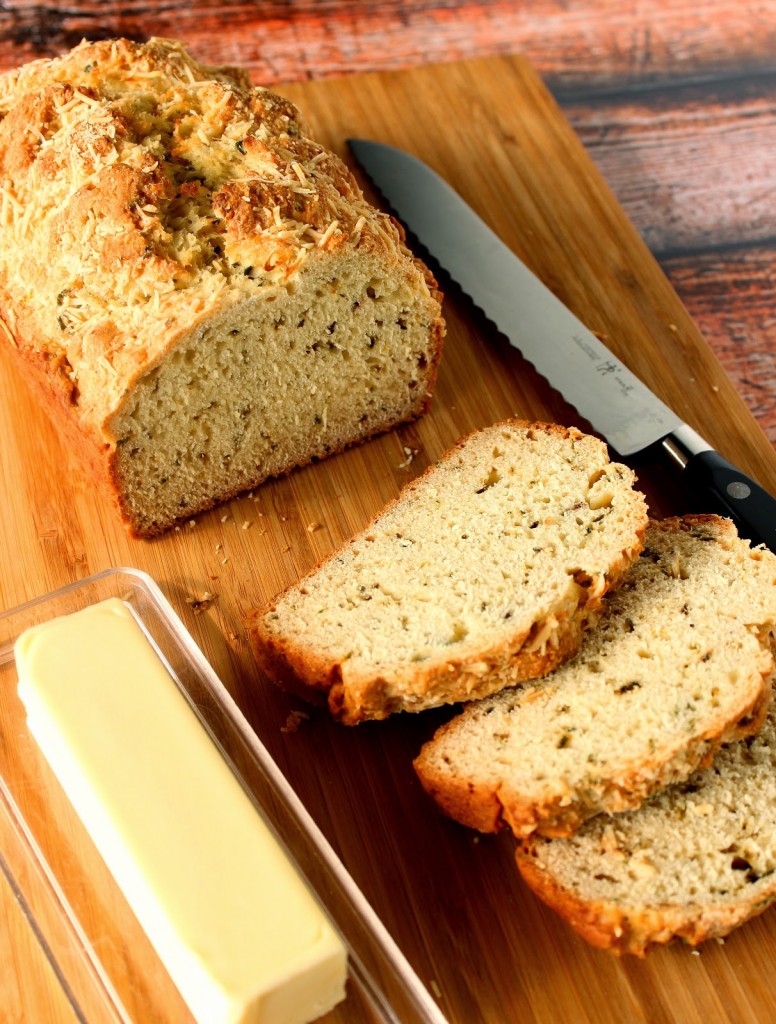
<box><xmin>2</xmin><ymin>45</ymin><xmax>776</xmax><ymax>1023</ymax></box>
<box><xmin>0</xmin><ymin>4</ymin><xmax>775</xmax><ymax>1022</ymax></box>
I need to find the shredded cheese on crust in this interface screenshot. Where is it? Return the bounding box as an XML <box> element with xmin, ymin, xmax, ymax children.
<box><xmin>0</xmin><ymin>37</ymin><xmax>403</xmax><ymax>426</ymax></box>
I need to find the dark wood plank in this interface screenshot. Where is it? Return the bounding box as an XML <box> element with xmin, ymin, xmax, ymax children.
<box><xmin>664</xmin><ymin>246</ymin><xmax>776</xmax><ymax>445</ymax></box>
<box><xmin>0</xmin><ymin>1</ymin><xmax>774</xmax><ymax>87</ymax></box>
<box><xmin>559</xmin><ymin>80</ymin><xmax>776</xmax><ymax>446</ymax></box>
<box><xmin>563</xmin><ymin>78</ymin><xmax>776</xmax><ymax>255</ymax></box>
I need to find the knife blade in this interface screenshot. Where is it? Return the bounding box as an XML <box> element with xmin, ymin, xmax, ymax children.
<box><xmin>348</xmin><ymin>138</ymin><xmax>776</xmax><ymax>553</ymax></box>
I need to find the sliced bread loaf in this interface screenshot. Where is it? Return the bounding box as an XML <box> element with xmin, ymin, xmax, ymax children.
<box><xmin>249</xmin><ymin>421</ymin><xmax>648</xmax><ymax>724</ymax></box>
<box><xmin>0</xmin><ymin>38</ymin><xmax>443</xmax><ymax>536</ymax></box>
<box><xmin>515</xmin><ymin>697</ymin><xmax>776</xmax><ymax>955</ymax></box>
<box><xmin>414</xmin><ymin>516</ymin><xmax>776</xmax><ymax>836</ymax></box>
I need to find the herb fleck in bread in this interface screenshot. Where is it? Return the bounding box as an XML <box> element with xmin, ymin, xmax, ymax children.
<box><xmin>515</xmin><ymin>697</ymin><xmax>776</xmax><ymax>956</ymax></box>
<box><xmin>414</xmin><ymin>516</ymin><xmax>776</xmax><ymax>837</ymax></box>
<box><xmin>0</xmin><ymin>37</ymin><xmax>444</xmax><ymax>536</ymax></box>
<box><xmin>249</xmin><ymin>421</ymin><xmax>648</xmax><ymax>724</ymax></box>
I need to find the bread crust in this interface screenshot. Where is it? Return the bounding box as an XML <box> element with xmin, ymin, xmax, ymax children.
<box><xmin>250</xmin><ymin>420</ymin><xmax>648</xmax><ymax>723</ymax></box>
<box><xmin>414</xmin><ymin>515</ymin><xmax>776</xmax><ymax>837</ymax></box>
<box><xmin>0</xmin><ymin>311</ymin><xmax>121</xmax><ymax>505</ymax></box>
<box><xmin>416</xmin><ymin>663</ymin><xmax>772</xmax><ymax>838</ymax></box>
<box><xmin>515</xmin><ymin>682</ymin><xmax>776</xmax><ymax>956</ymax></box>
<box><xmin>514</xmin><ymin>841</ymin><xmax>776</xmax><ymax>956</ymax></box>
<box><xmin>0</xmin><ymin>38</ymin><xmax>444</xmax><ymax>536</ymax></box>
<box><xmin>255</xmin><ymin>591</ymin><xmax>603</xmax><ymax>725</ymax></box>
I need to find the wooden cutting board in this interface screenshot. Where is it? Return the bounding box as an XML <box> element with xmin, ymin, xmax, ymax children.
<box><xmin>2</xmin><ymin>55</ymin><xmax>776</xmax><ymax>1024</ymax></box>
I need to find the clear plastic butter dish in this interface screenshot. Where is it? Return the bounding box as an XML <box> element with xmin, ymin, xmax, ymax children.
<box><xmin>0</xmin><ymin>567</ymin><xmax>448</xmax><ymax>1024</ymax></box>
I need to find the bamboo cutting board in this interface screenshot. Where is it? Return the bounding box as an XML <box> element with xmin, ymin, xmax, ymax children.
<box><xmin>2</xmin><ymin>55</ymin><xmax>776</xmax><ymax>1024</ymax></box>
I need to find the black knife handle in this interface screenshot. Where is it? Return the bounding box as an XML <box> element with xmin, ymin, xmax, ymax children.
<box><xmin>682</xmin><ymin>449</ymin><xmax>776</xmax><ymax>552</ymax></box>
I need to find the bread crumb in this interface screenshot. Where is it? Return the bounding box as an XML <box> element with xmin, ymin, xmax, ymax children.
<box><xmin>307</xmin><ymin>522</ymin><xmax>321</xmax><ymax>533</ymax></box>
<box><xmin>398</xmin><ymin>446</ymin><xmax>418</xmax><ymax>468</ymax></box>
<box><xmin>188</xmin><ymin>519</ymin><xmax>197</xmax><ymax>529</ymax></box>
<box><xmin>430</xmin><ymin>979</ymin><xmax>443</xmax><ymax>999</ymax></box>
<box><xmin>241</xmin><ymin>520</ymin><xmax>252</xmax><ymax>530</ymax></box>
<box><xmin>690</xmin><ymin>949</ymin><xmax>701</xmax><ymax>956</ymax></box>
<box><xmin>185</xmin><ymin>591</ymin><xmax>217</xmax><ymax>614</ymax></box>
<box><xmin>281</xmin><ymin>709</ymin><xmax>310</xmax><ymax>733</ymax></box>
<box><xmin>221</xmin><ymin>514</ymin><xmax>230</xmax><ymax>523</ymax></box>
<box><xmin>669</xmin><ymin>324</ymin><xmax>678</xmax><ymax>332</ymax></box>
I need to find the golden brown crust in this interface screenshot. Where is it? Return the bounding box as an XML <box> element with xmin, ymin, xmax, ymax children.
<box><xmin>515</xmin><ymin>831</ymin><xmax>776</xmax><ymax>957</ymax></box>
<box><xmin>0</xmin><ymin>38</ymin><xmax>444</xmax><ymax>535</ymax></box>
<box><xmin>512</xmin><ymin>638</ymin><xmax>776</xmax><ymax>956</ymax></box>
<box><xmin>414</xmin><ymin>515</ymin><xmax>776</xmax><ymax>839</ymax></box>
<box><xmin>501</xmin><ymin>667</ymin><xmax>772</xmax><ymax>839</ymax></box>
<box><xmin>250</xmin><ymin>420</ymin><xmax>648</xmax><ymax>723</ymax></box>
<box><xmin>0</xmin><ymin>34</ymin><xmax>438</xmax><ymax>394</ymax></box>
<box><xmin>254</xmin><ymin>596</ymin><xmax>595</xmax><ymax>726</ymax></box>
<box><xmin>0</xmin><ymin>310</ymin><xmax>122</xmax><ymax>515</ymax></box>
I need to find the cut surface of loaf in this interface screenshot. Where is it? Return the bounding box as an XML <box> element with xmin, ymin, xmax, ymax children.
<box><xmin>516</xmin><ymin>697</ymin><xmax>776</xmax><ymax>956</ymax></box>
<box><xmin>0</xmin><ymin>37</ymin><xmax>443</xmax><ymax>536</ymax></box>
<box><xmin>249</xmin><ymin>421</ymin><xmax>648</xmax><ymax>724</ymax></box>
<box><xmin>414</xmin><ymin>516</ymin><xmax>776</xmax><ymax>837</ymax></box>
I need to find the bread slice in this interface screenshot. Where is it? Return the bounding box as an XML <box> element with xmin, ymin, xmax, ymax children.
<box><xmin>0</xmin><ymin>38</ymin><xmax>443</xmax><ymax>536</ymax></box>
<box><xmin>248</xmin><ymin>421</ymin><xmax>648</xmax><ymax>724</ymax></box>
<box><xmin>414</xmin><ymin>516</ymin><xmax>776</xmax><ymax>836</ymax></box>
<box><xmin>515</xmin><ymin>696</ymin><xmax>776</xmax><ymax>955</ymax></box>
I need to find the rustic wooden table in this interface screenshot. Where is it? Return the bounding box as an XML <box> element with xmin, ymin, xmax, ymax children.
<box><xmin>1</xmin><ymin>3</ymin><xmax>774</xmax><ymax>1023</ymax></box>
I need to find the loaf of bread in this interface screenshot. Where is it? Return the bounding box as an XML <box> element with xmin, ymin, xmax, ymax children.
<box><xmin>414</xmin><ymin>516</ymin><xmax>776</xmax><ymax>837</ymax></box>
<box><xmin>515</xmin><ymin>696</ymin><xmax>776</xmax><ymax>955</ymax></box>
<box><xmin>249</xmin><ymin>421</ymin><xmax>648</xmax><ymax>724</ymax></box>
<box><xmin>0</xmin><ymin>37</ymin><xmax>444</xmax><ymax>536</ymax></box>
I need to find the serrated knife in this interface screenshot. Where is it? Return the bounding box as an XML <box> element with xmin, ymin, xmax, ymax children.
<box><xmin>348</xmin><ymin>138</ymin><xmax>776</xmax><ymax>553</ymax></box>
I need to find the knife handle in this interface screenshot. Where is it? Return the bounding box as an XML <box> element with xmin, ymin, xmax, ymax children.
<box><xmin>682</xmin><ymin>449</ymin><xmax>776</xmax><ymax>553</ymax></box>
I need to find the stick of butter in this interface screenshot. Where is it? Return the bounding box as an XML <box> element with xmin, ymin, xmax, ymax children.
<box><xmin>15</xmin><ymin>597</ymin><xmax>347</xmax><ymax>1024</ymax></box>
